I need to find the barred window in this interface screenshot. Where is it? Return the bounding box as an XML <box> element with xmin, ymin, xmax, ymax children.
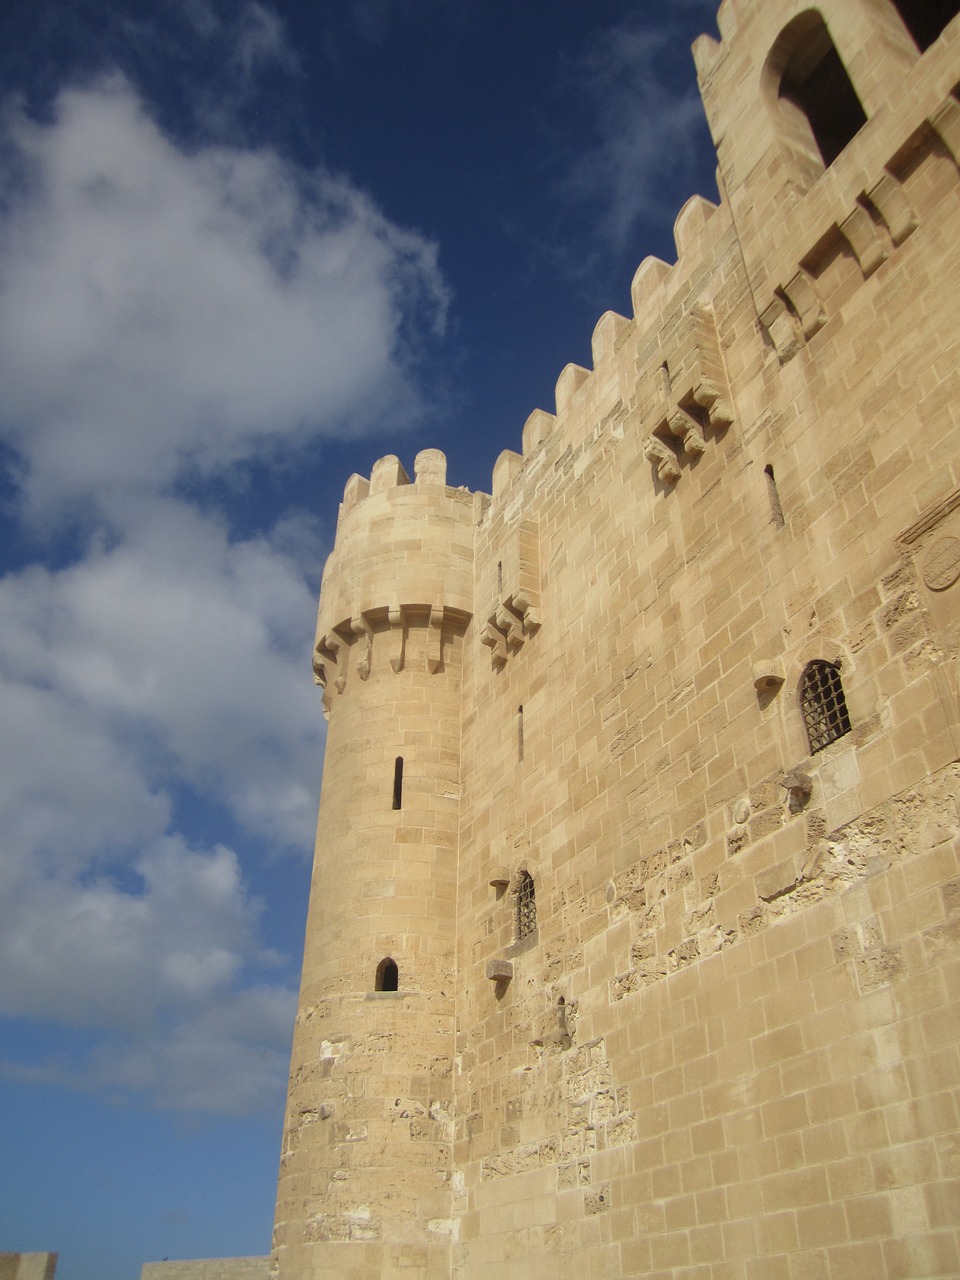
<box><xmin>800</xmin><ymin>660</ymin><xmax>851</xmax><ymax>753</ymax></box>
<box><xmin>516</xmin><ymin>870</ymin><xmax>536</xmax><ymax>941</ymax></box>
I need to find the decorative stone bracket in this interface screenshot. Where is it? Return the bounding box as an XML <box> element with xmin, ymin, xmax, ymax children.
<box><xmin>761</xmin><ymin>132</ymin><xmax>929</xmax><ymax>364</ymax></box>
<box><xmin>641</xmin><ymin>304</ymin><xmax>734</xmax><ymax>487</ymax></box>
<box><xmin>312</xmin><ymin>604</ymin><xmax>470</xmax><ymax>705</ymax></box>
<box><xmin>481</xmin><ymin>519</ymin><xmax>541</xmax><ymax>668</ymax></box>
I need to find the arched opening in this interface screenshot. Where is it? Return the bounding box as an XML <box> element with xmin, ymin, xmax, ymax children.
<box><xmin>375</xmin><ymin>957</ymin><xmax>399</xmax><ymax>992</ymax></box>
<box><xmin>769</xmin><ymin>13</ymin><xmax>867</xmax><ymax>180</ymax></box>
<box><xmin>800</xmin><ymin>660</ymin><xmax>852</xmax><ymax>753</ymax></box>
<box><xmin>889</xmin><ymin>0</ymin><xmax>959</xmax><ymax>51</ymax></box>
<box><xmin>515</xmin><ymin>870</ymin><xmax>536</xmax><ymax>941</ymax></box>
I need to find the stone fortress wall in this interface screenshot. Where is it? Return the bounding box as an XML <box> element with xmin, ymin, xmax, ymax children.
<box><xmin>146</xmin><ymin>0</ymin><xmax>960</xmax><ymax>1277</ymax></box>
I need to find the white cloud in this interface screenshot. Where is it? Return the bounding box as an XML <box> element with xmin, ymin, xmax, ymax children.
<box><xmin>0</xmin><ymin>75</ymin><xmax>447</xmax><ymax>521</ymax></box>
<box><xmin>559</xmin><ymin>16</ymin><xmax>715</xmax><ymax>257</ymax></box>
<box><xmin>0</xmin><ymin>835</ymin><xmax>297</xmax><ymax>1114</ymax></box>
<box><xmin>0</xmin><ymin>503</ymin><xmax>319</xmax><ymax>1110</ymax></box>
<box><xmin>0</xmin><ymin>498</ymin><xmax>323</xmax><ymax>852</ymax></box>
<box><xmin>0</xmin><ymin>67</ymin><xmax>450</xmax><ymax>1113</ymax></box>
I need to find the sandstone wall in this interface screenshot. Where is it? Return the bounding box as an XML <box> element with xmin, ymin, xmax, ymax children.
<box><xmin>452</xmin><ymin>3</ymin><xmax>960</xmax><ymax>1276</ymax></box>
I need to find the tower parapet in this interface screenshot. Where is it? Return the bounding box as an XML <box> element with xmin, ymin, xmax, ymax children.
<box><xmin>312</xmin><ymin>448</ymin><xmax>476</xmax><ymax>712</ymax></box>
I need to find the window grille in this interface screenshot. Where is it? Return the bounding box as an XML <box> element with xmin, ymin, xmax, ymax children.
<box><xmin>516</xmin><ymin>871</ymin><xmax>536</xmax><ymax>941</ymax></box>
<box><xmin>800</xmin><ymin>660</ymin><xmax>851</xmax><ymax>753</ymax></box>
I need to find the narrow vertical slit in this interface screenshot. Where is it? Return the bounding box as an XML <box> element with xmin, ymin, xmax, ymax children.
<box><xmin>764</xmin><ymin>464</ymin><xmax>785</xmax><ymax>528</ymax></box>
<box><xmin>497</xmin><ymin>560</ymin><xmax>503</xmax><ymax>596</ymax></box>
<box><xmin>392</xmin><ymin>756</ymin><xmax>403</xmax><ymax>810</ymax></box>
<box><xmin>517</xmin><ymin>705</ymin><xmax>524</xmax><ymax>762</ymax></box>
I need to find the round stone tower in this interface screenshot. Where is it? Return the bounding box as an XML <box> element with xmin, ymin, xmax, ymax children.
<box><xmin>272</xmin><ymin>449</ymin><xmax>475</xmax><ymax>1280</ymax></box>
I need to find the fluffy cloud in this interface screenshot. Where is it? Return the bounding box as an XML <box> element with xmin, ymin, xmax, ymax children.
<box><xmin>557</xmin><ymin>10</ymin><xmax>716</xmax><ymax>260</ymax></box>
<box><xmin>0</xmin><ymin>68</ymin><xmax>448</xmax><ymax>1113</ymax></box>
<box><xmin>0</xmin><ymin>75</ymin><xmax>447</xmax><ymax>520</ymax></box>
<box><xmin>0</xmin><ymin>504</ymin><xmax>321</xmax><ymax>1111</ymax></box>
<box><xmin>0</xmin><ymin>498</ymin><xmax>323</xmax><ymax>853</ymax></box>
<box><xmin>0</xmin><ymin>836</ymin><xmax>297</xmax><ymax>1114</ymax></box>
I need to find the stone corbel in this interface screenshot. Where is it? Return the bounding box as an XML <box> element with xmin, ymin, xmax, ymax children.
<box><xmin>352</xmin><ymin>614</ymin><xmax>374</xmax><ymax>681</ymax></box>
<box><xmin>865</xmin><ymin>173</ymin><xmax>917</xmax><ymax>247</ymax></box>
<box><xmin>388</xmin><ymin>604</ymin><xmax>405</xmax><ymax>673</ymax></box>
<box><xmin>480</xmin><ymin>617</ymin><xmax>508</xmax><ymax>668</ymax></box>
<box><xmin>311</xmin><ymin>644</ymin><xmax>327</xmax><ymax>688</ymax></box>
<box><xmin>930</xmin><ymin>96</ymin><xmax>960</xmax><ymax>168</ymax></box>
<box><xmin>838</xmin><ymin>204</ymin><xmax>887</xmax><ymax>277</ymax></box>
<box><xmin>427</xmin><ymin>605</ymin><xmax>444</xmax><ymax>674</ymax></box>
<box><xmin>666</xmin><ymin>405</ymin><xmax>708</xmax><ymax>456</ymax></box>
<box><xmin>681</xmin><ymin>306</ymin><xmax>735</xmax><ymax>430</ymax></box>
<box><xmin>512</xmin><ymin>587</ymin><xmax>540</xmax><ymax>634</ymax></box>
<box><xmin>781</xmin><ymin>269</ymin><xmax>825</xmax><ymax>341</ymax></box>
<box><xmin>495</xmin><ymin>602</ymin><xmax>525</xmax><ymax>651</ymax></box>
<box><xmin>313</xmin><ymin>631</ymin><xmax>345</xmax><ymax>702</ymax></box>
<box><xmin>759</xmin><ymin>295</ymin><xmax>802</xmax><ymax>364</ymax></box>
<box><xmin>643</xmin><ymin>435</ymin><xmax>681</xmax><ymax>483</ymax></box>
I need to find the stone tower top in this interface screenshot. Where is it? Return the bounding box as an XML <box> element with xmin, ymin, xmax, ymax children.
<box><xmin>312</xmin><ymin>447</ymin><xmax>477</xmax><ymax>711</ymax></box>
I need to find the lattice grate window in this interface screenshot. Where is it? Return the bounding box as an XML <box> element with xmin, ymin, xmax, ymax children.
<box><xmin>516</xmin><ymin>870</ymin><xmax>536</xmax><ymax>941</ymax></box>
<box><xmin>800</xmin><ymin>660</ymin><xmax>851</xmax><ymax>753</ymax></box>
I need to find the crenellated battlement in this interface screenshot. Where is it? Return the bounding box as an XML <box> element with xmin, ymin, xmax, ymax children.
<box><xmin>313</xmin><ymin>448</ymin><xmax>478</xmax><ymax>713</ymax></box>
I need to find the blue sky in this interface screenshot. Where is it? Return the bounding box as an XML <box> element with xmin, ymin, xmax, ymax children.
<box><xmin>0</xmin><ymin>1</ymin><xmax>719</xmax><ymax>1275</ymax></box>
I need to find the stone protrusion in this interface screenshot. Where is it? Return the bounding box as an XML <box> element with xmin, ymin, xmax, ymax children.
<box><xmin>782</xmin><ymin>269</ymin><xmax>826</xmax><ymax>339</ymax></box>
<box><xmin>753</xmin><ymin>660</ymin><xmax>785</xmax><ymax>692</ymax></box>
<box><xmin>522</xmin><ymin>409</ymin><xmax>556</xmax><ymax>458</ymax></box>
<box><xmin>341</xmin><ymin>473</ymin><xmax>370</xmax><ymax>513</ymax></box>
<box><xmin>492</xmin><ymin>450</ymin><xmax>523</xmax><ymax>501</ymax></box>
<box><xmin>481</xmin><ymin>518</ymin><xmax>541</xmax><ymax>668</ymax></box>
<box><xmin>644</xmin><ymin>435</ymin><xmax>681</xmax><ymax>484</ymax></box>
<box><xmin>865</xmin><ymin>172</ymin><xmax>917</xmax><ymax>246</ymax></box>
<box><xmin>370</xmin><ymin>454</ymin><xmax>411</xmax><ymax>494</ymax></box>
<box><xmin>630</xmin><ymin>256</ymin><xmax>671</xmax><ymax>321</ymax></box>
<box><xmin>929</xmin><ymin>96</ymin><xmax>960</xmax><ymax>166</ymax></box>
<box><xmin>760</xmin><ymin>295</ymin><xmax>802</xmax><ymax>363</ymax></box>
<box><xmin>555</xmin><ymin>363</ymin><xmax>590</xmax><ymax>414</ymax></box>
<box><xmin>673</xmin><ymin>194</ymin><xmax>718</xmax><ymax>257</ymax></box>
<box><xmin>591</xmin><ymin>311</ymin><xmax>631</xmax><ymax>368</ymax></box>
<box><xmin>415</xmin><ymin>448</ymin><xmax>447</xmax><ymax>487</ymax></box>
<box><xmin>838</xmin><ymin>204</ymin><xmax>887</xmax><ymax>277</ymax></box>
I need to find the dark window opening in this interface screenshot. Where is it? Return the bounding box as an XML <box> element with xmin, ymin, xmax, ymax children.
<box><xmin>775</xmin><ymin>16</ymin><xmax>867</xmax><ymax>171</ymax></box>
<box><xmin>891</xmin><ymin>0</ymin><xmax>958</xmax><ymax>51</ymax></box>
<box><xmin>375</xmin><ymin>957</ymin><xmax>399</xmax><ymax>991</ymax></box>
<box><xmin>800</xmin><ymin>660</ymin><xmax>852</xmax><ymax>753</ymax></box>
<box><xmin>516</xmin><ymin>870</ymin><xmax>536</xmax><ymax>941</ymax></box>
<box><xmin>497</xmin><ymin>560</ymin><xmax>503</xmax><ymax>595</ymax></box>
<box><xmin>392</xmin><ymin>756</ymin><xmax>403</xmax><ymax>810</ymax></box>
<box><xmin>765</xmin><ymin>464</ymin><xmax>785</xmax><ymax>528</ymax></box>
<box><xmin>518</xmin><ymin>705</ymin><xmax>524</xmax><ymax>762</ymax></box>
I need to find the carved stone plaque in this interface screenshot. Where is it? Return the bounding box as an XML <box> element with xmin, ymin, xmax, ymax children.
<box><xmin>922</xmin><ymin>536</ymin><xmax>960</xmax><ymax>591</ymax></box>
